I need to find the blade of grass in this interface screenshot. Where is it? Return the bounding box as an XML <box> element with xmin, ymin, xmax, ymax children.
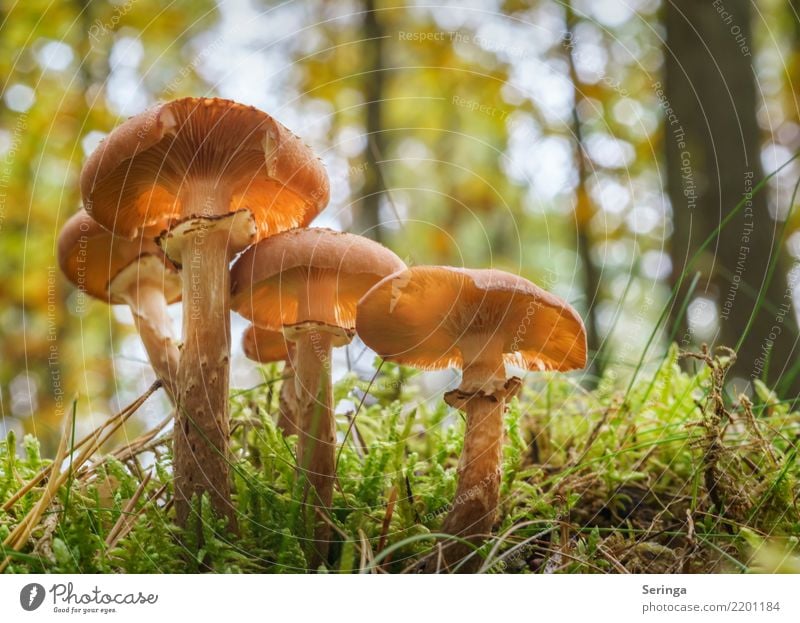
<box><xmin>62</xmin><ymin>399</ymin><xmax>78</xmax><ymax>519</ymax></box>
<box><xmin>366</xmin><ymin>531</ymin><xmax>480</xmax><ymax>572</ymax></box>
<box><xmin>623</xmin><ymin>151</ymin><xmax>800</xmax><ymax>405</ymax></box>
<box><xmin>2</xmin><ymin>381</ymin><xmax>161</xmax><ymax>512</ymax></box>
<box><xmin>633</xmin><ymin>272</ymin><xmax>701</xmax><ymax>410</ymax></box>
<box><xmin>735</xmin><ymin>172</ymin><xmax>800</xmax><ymax>355</ymax></box>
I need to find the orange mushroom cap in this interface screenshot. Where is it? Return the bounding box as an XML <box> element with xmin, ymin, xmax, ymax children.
<box><xmin>57</xmin><ymin>210</ymin><xmax>181</xmax><ymax>305</ymax></box>
<box><xmin>231</xmin><ymin>228</ymin><xmax>406</xmax><ymax>335</ymax></box>
<box><xmin>242</xmin><ymin>324</ymin><xmax>293</xmax><ymax>364</ymax></box>
<box><xmin>80</xmin><ymin>97</ymin><xmax>329</xmax><ymax>241</ymax></box>
<box><xmin>356</xmin><ymin>266</ymin><xmax>587</xmax><ymax>373</ymax></box>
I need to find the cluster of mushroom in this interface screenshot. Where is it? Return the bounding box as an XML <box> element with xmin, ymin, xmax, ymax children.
<box><xmin>58</xmin><ymin>97</ymin><xmax>587</xmax><ymax>572</ymax></box>
<box><xmin>229</xmin><ymin>227</ymin><xmax>406</xmax><ymax>563</ymax></box>
<box><xmin>357</xmin><ymin>267</ymin><xmax>586</xmax><ymax>570</ymax></box>
<box><xmin>60</xmin><ymin>98</ymin><xmax>329</xmax><ymax>534</ymax></box>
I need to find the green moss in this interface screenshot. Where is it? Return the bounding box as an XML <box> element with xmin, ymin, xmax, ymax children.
<box><xmin>1</xmin><ymin>347</ymin><xmax>798</xmax><ymax>573</ymax></box>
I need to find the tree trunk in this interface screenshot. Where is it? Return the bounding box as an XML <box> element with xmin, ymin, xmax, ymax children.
<box><xmin>665</xmin><ymin>0</ymin><xmax>800</xmax><ymax>396</ymax></box>
<box><xmin>564</xmin><ymin>2</ymin><xmax>600</xmax><ymax>384</ymax></box>
<box><xmin>358</xmin><ymin>0</ymin><xmax>386</xmax><ymax>242</ymax></box>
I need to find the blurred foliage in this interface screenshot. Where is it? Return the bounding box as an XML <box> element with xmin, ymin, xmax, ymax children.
<box><xmin>2</xmin><ymin>1</ymin><xmax>800</xmax><ymax>447</ymax></box>
<box><xmin>0</xmin><ymin>0</ymin><xmax>216</xmax><ymax>447</ymax></box>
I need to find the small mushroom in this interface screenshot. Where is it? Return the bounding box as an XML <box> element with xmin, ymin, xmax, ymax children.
<box><xmin>231</xmin><ymin>227</ymin><xmax>405</xmax><ymax>564</ymax></box>
<box><xmin>81</xmin><ymin>97</ymin><xmax>329</xmax><ymax>528</ymax></box>
<box><xmin>57</xmin><ymin>210</ymin><xmax>180</xmax><ymax>400</ymax></box>
<box><xmin>242</xmin><ymin>324</ymin><xmax>297</xmax><ymax>436</ymax></box>
<box><xmin>356</xmin><ymin>266</ymin><xmax>586</xmax><ymax>571</ymax></box>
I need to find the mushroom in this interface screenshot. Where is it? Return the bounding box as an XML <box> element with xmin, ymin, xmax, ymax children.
<box><xmin>230</xmin><ymin>227</ymin><xmax>405</xmax><ymax>564</ymax></box>
<box><xmin>356</xmin><ymin>266</ymin><xmax>586</xmax><ymax>571</ymax></box>
<box><xmin>242</xmin><ymin>324</ymin><xmax>297</xmax><ymax>436</ymax></box>
<box><xmin>57</xmin><ymin>209</ymin><xmax>180</xmax><ymax>400</ymax></box>
<box><xmin>80</xmin><ymin>97</ymin><xmax>329</xmax><ymax>529</ymax></box>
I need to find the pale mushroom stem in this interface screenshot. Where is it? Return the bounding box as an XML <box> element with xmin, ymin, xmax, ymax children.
<box><xmin>175</xmin><ymin>217</ymin><xmax>237</xmax><ymax>532</ymax></box>
<box><xmin>436</xmin><ymin>346</ymin><xmax>508</xmax><ymax>572</ymax></box>
<box><xmin>119</xmin><ymin>283</ymin><xmax>179</xmax><ymax>402</ymax></box>
<box><xmin>293</xmin><ymin>330</ymin><xmax>336</xmax><ymax>565</ymax></box>
<box><xmin>440</xmin><ymin>394</ymin><xmax>504</xmax><ymax>570</ymax></box>
<box><xmin>277</xmin><ymin>353</ymin><xmax>299</xmax><ymax>436</ymax></box>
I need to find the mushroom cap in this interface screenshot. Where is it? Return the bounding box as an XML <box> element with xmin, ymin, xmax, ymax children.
<box><xmin>230</xmin><ymin>227</ymin><xmax>406</xmax><ymax>330</ymax></box>
<box><xmin>57</xmin><ymin>210</ymin><xmax>181</xmax><ymax>305</ymax></box>
<box><xmin>356</xmin><ymin>266</ymin><xmax>587</xmax><ymax>372</ymax></box>
<box><xmin>157</xmin><ymin>210</ymin><xmax>256</xmax><ymax>266</ymax></box>
<box><xmin>80</xmin><ymin>97</ymin><xmax>329</xmax><ymax>240</ymax></box>
<box><xmin>242</xmin><ymin>324</ymin><xmax>293</xmax><ymax>363</ymax></box>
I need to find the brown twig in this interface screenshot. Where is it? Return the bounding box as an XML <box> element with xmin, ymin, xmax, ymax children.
<box><xmin>2</xmin><ymin>382</ymin><xmax>161</xmax><ymax>513</ymax></box>
<box><xmin>105</xmin><ymin>472</ymin><xmax>153</xmax><ymax>548</ymax></box>
<box><xmin>0</xmin><ymin>384</ymin><xmax>159</xmax><ymax>572</ymax></box>
<box><xmin>376</xmin><ymin>486</ymin><xmax>398</xmax><ymax>565</ymax></box>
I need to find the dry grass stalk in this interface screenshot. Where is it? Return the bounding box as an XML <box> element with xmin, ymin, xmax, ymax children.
<box><xmin>2</xmin><ymin>382</ymin><xmax>161</xmax><ymax>513</ymax></box>
<box><xmin>105</xmin><ymin>472</ymin><xmax>153</xmax><ymax>549</ymax></box>
<box><xmin>0</xmin><ymin>383</ymin><xmax>160</xmax><ymax>572</ymax></box>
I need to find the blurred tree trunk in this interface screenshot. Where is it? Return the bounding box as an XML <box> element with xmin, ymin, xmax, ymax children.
<box><xmin>564</xmin><ymin>2</ymin><xmax>600</xmax><ymax>384</ymax></box>
<box><xmin>359</xmin><ymin>0</ymin><xmax>386</xmax><ymax>242</ymax></box>
<box><xmin>792</xmin><ymin>0</ymin><xmax>800</xmax><ymax>41</ymax></box>
<box><xmin>665</xmin><ymin>0</ymin><xmax>800</xmax><ymax>396</ymax></box>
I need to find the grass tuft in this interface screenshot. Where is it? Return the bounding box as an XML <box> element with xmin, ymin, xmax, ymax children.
<box><xmin>0</xmin><ymin>347</ymin><xmax>798</xmax><ymax>573</ymax></box>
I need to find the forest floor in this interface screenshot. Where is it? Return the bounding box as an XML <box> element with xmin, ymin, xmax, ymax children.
<box><xmin>1</xmin><ymin>345</ymin><xmax>799</xmax><ymax>573</ymax></box>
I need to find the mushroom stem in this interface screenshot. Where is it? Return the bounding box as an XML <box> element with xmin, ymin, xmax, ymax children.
<box><xmin>292</xmin><ymin>330</ymin><xmax>336</xmax><ymax>566</ymax></box>
<box><xmin>432</xmin><ymin>353</ymin><xmax>507</xmax><ymax>572</ymax></box>
<box><xmin>438</xmin><ymin>393</ymin><xmax>504</xmax><ymax>571</ymax></box>
<box><xmin>277</xmin><ymin>354</ymin><xmax>298</xmax><ymax>436</ymax></box>
<box><xmin>175</xmin><ymin>226</ymin><xmax>237</xmax><ymax>531</ymax></box>
<box><xmin>119</xmin><ymin>283</ymin><xmax>179</xmax><ymax>401</ymax></box>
